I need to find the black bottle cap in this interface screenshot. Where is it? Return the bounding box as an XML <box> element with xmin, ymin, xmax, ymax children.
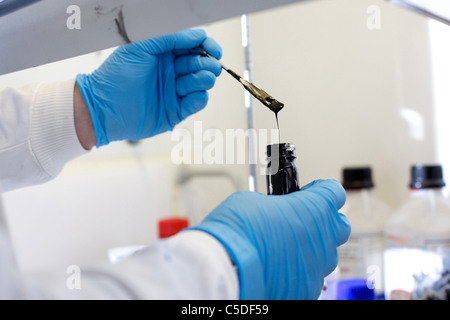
<box><xmin>342</xmin><ymin>167</ymin><xmax>374</xmax><ymax>189</ymax></box>
<box><xmin>409</xmin><ymin>164</ymin><xmax>445</xmax><ymax>189</ymax></box>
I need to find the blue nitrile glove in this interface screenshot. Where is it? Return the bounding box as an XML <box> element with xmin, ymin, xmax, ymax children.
<box><xmin>76</xmin><ymin>29</ymin><xmax>222</xmax><ymax>147</ymax></box>
<box><xmin>191</xmin><ymin>179</ymin><xmax>351</xmax><ymax>300</ymax></box>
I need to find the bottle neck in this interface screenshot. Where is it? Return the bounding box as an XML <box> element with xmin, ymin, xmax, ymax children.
<box><xmin>409</xmin><ymin>188</ymin><xmax>443</xmax><ymax>197</ymax></box>
<box><xmin>345</xmin><ymin>188</ymin><xmax>373</xmax><ymax>195</ymax></box>
<box><xmin>409</xmin><ymin>188</ymin><xmax>445</xmax><ymax>219</ymax></box>
<box><xmin>345</xmin><ymin>188</ymin><xmax>373</xmax><ymax>218</ymax></box>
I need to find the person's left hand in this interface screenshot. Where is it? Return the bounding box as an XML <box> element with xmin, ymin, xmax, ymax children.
<box><xmin>76</xmin><ymin>29</ymin><xmax>222</xmax><ymax>147</ymax></box>
<box><xmin>190</xmin><ymin>179</ymin><xmax>351</xmax><ymax>300</ymax></box>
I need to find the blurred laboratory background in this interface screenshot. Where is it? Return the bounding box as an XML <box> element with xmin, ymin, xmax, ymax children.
<box><xmin>1</xmin><ymin>0</ymin><xmax>449</xmax><ymax>298</ymax></box>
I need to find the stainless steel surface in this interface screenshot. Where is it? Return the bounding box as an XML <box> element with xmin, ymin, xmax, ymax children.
<box><xmin>0</xmin><ymin>0</ymin><xmax>311</xmax><ymax>75</ymax></box>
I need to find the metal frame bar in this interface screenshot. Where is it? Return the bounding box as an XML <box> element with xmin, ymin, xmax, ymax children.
<box><xmin>388</xmin><ymin>0</ymin><xmax>450</xmax><ymax>26</ymax></box>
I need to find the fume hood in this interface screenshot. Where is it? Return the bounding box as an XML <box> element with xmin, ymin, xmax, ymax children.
<box><xmin>0</xmin><ymin>0</ymin><xmax>308</xmax><ymax>76</ymax></box>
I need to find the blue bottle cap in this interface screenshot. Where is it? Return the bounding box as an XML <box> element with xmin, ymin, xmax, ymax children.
<box><xmin>336</xmin><ymin>278</ymin><xmax>375</xmax><ymax>300</ymax></box>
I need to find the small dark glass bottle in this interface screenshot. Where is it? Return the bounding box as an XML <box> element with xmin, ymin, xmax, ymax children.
<box><xmin>266</xmin><ymin>143</ymin><xmax>300</xmax><ymax>195</ymax></box>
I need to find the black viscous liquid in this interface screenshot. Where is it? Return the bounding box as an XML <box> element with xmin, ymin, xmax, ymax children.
<box><xmin>275</xmin><ymin>111</ymin><xmax>281</xmax><ymax>144</ymax></box>
<box><xmin>266</xmin><ymin>143</ymin><xmax>300</xmax><ymax>195</ymax></box>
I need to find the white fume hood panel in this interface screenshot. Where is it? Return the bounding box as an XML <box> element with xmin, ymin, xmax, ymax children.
<box><xmin>0</xmin><ymin>0</ymin><xmax>309</xmax><ymax>75</ymax></box>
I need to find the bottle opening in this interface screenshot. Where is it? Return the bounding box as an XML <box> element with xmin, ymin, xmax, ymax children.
<box><xmin>266</xmin><ymin>143</ymin><xmax>296</xmax><ymax>159</ymax></box>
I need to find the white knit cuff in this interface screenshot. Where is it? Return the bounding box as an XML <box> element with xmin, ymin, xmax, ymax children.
<box><xmin>30</xmin><ymin>80</ymin><xmax>88</xmax><ymax>179</ymax></box>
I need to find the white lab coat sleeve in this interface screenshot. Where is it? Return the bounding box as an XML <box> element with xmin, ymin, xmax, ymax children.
<box><xmin>26</xmin><ymin>230</ymin><xmax>240</xmax><ymax>300</ymax></box>
<box><xmin>0</xmin><ymin>229</ymin><xmax>22</xmax><ymax>299</ymax></box>
<box><xmin>0</xmin><ymin>81</ymin><xmax>240</xmax><ymax>299</ymax></box>
<box><xmin>0</xmin><ymin>80</ymin><xmax>87</xmax><ymax>192</ymax></box>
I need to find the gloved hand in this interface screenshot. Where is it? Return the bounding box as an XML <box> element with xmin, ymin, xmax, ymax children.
<box><xmin>191</xmin><ymin>179</ymin><xmax>351</xmax><ymax>300</ymax></box>
<box><xmin>76</xmin><ymin>29</ymin><xmax>222</xmax><ymax>147</ymax></box>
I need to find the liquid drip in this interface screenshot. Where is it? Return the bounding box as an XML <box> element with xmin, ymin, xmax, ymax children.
<box><xmin>275</xmin><ymin>111</ymin><xmax>281</xmax><ymax>144</ymax></box>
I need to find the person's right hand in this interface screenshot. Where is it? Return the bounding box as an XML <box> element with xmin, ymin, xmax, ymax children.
<box><xmin>76</xmin><ymin>29</ymin><xmax>222</xmax><ymax>147</ymax></box>
<box><xmin>190</xmin><ymin>179</ymin><xmax>351</xmax><ymax>300</ymax></box>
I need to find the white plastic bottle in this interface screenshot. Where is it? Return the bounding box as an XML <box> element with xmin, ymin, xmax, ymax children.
<box><xmin>337</xmin><ymin>167</ymin><xmax>391</xmax><ymax>299</ymax></box>
<box><xmin>384</xmin><ymin>164</ymin><xmax>450</xmax><ymax>300</ymax></box>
